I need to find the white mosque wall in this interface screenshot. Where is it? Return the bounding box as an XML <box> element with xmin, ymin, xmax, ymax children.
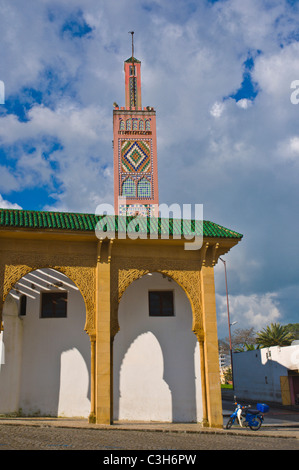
<box><xmin>0</xmin><ymin>269</ymin><xmax>204</xmax><ymax>421</ymax></box>
<box><xmin>0</xmin><ymin>295</ymin><xmax>23</xmax><ymax>413</ymax></box>
<box><xmin>113</xmin><ymin>273</ymin><xmax>203</xmax><ymax>423</ymax></box>
<box><xmin>0</xmin><ymin>269</ymin><xmax>91</xmax><ymax>417</ymax></box>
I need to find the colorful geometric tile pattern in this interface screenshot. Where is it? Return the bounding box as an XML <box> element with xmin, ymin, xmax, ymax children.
<box><xmin>122</xmin><ymin>177</ymin><xmax>136</xmax><ymax>197</ymax></box>
<box><xmin>119</xmin><ymin>204</ymin><xmax>152</xmax><ymax>217</ymax></box>
<box><xmin>137</xmin><ymin>178</ymin><xmax>151</xmax><ymax>197</ymax></box>
<box><xmin>121</xmin><ymin>140</ymin><xmax>151</xmax><ymax>173</ymax></box>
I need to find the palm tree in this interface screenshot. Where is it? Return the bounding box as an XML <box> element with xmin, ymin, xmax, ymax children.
<box><xmin>255</xmin><ymin>323</ymin><xmax>295</xmax><ymax>348</ymax></box>
<box><xmin>234</xmin><ymin>343</ymin><xmax>260</xmax><ymax>352</ymax></box>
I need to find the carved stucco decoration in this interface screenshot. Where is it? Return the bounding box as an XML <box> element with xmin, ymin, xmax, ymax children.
<box><xmin>0</xmin><ymin>252</ymin><xmax>204</xmax><ymax>341</ymax></box>
<box><xmin>111</xmin><ymin>257</ymin><xmax>203</xmax><ymax>339</ymax></box>
<box><xmin>0</xmin><ymin>253</ymin><xmax>96</xmax><ymax>334</ymax></box>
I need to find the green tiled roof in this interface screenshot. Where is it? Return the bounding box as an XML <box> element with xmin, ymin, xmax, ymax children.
<box><xmin>0</xmin><ymin>209</ymin><xmax>243</xmax><ymax>239</ymax></box>
<box><xmin>0</xmin><ymin>209</ymin><xmax>243</xmax><ymax>238</ymax></box>
<box><xmin>124</xmin><ymin>56</ymin><xmax>141</xmax><ymax>63</ymax></box>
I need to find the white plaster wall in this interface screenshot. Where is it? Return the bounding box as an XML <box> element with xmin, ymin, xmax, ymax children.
<box><xmin>233</xmin><ymin>345</ymin><xmax>299</xmax><ymax>403</ymax></box>
<box><xmin>0</xmin><ymin>295</ymin><xmax>23</xmax><ymax>413</ymax></box>
<box><xmin>0</xmin><ymin>269</ymin><xmax>91</xmax><ymax>417</ymax></box>
<box><xmin>113</xmin><ymin>273</ymin><xmax>203</xmax><ymax>423</ymax></box>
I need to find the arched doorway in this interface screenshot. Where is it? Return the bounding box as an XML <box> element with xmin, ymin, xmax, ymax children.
<box><xmin>0</xmin><ymin>268</ymin><xmax>91</xmax><ymax>417</ymax></box>
<box><xmin>113</xmin><ymin>272</ymin><xmax>203</xmax><ymax>422</ymax></box>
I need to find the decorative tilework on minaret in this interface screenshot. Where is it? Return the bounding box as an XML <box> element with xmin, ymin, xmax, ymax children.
<box><xmin>113</xmin><ymin>34</ymin><xmax>159</xmax><ymax>217</ymax></box>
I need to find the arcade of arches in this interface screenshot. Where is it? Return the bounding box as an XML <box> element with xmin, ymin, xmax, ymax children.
<box><xmin>0</xmin><ymin>226</ymin><xmax>241</xmax><ymax>428</ymax></box>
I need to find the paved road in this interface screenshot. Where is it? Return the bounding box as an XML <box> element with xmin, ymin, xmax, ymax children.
<box><xmin>0</xmin><ymin>394</ymin><xmax>298</xmax><ymax>453</ymax></box>
<box><xmin>0</xmin><ymin>424</ymin><xmax>298</xmax><ymax>452</ymax></box>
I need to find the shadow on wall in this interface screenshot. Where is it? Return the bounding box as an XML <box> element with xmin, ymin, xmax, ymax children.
<box><xmin>0</xmin><ymin>269</ymin><xmax>91</xmax><ymax>417</ymax></box>
<box><xmin>113</xmin><ymin>273</ymin><xmax>202</xmax><ymax>423</ymax></box>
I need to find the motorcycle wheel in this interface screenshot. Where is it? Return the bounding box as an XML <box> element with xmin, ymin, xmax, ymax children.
<box><xmin>226</xmin><ymin>417</ymin><xmax>234</xmax><ymax>429</ymax></box>
<box><xmin>249</xmin><ymin>416</ymin><xmax>262</xmax><ymax>431</ymax></box>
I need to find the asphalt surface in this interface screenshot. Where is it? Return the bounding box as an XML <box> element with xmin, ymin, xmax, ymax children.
<box><xmin>0</xmin><ymin>423</ymin><xmax>298</xmax><ymax>453</ymax></box>
<box><xmin>0</xmin><ymin>393</ymin><xmax>298</xmax><ymax>453</ymax></box>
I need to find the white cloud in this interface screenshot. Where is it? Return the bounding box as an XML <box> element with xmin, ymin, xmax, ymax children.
<box><xmin>210</xmin><ymin>101</ymin><xmax>225</xmax><ymax>118</ymax></box>
<box><xmin>0</xmin><ymin>194</ymin><xmax>22</xmax><ymax>209</ymax></box>
<box><xmin>0</xmin><ymin>102</ymin><xmax>112</xmax><ymax>211</ymax></box>
<box><xmin>288</xmin><ymin>136</ymin><xmax>299</xmax><ymax>156</ymax></box>
<box><xmin>275</xmin><ymin>135</ymin><xmax>299</xmax><ymax>163</ymax></box>
<box><xmin>236</xmin><ymin>98</ymin><xmax>253</xmax><ymax>109</ymax></box>
<box><xmin>253</xmin><ymin>42</ymin><xmax>299</xmax><ymax>101</ymax></box>
<box><xmin>217</xmin><ymin>292</ymin><xmax>281</xmax><ymax>337</ymax></box>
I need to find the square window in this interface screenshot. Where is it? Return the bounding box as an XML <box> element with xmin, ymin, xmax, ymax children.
<box><xmin>148</xmin><ymin>291</ymin><xmax>174</xmax><ymax>317</ymax></box>
<box><xmin>41</xmin><ymin>292</ymin><xmax>67</xmax><ymax>318</ymax></box>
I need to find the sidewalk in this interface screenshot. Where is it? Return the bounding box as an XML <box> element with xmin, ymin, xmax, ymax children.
<box><xmin>0</xmin><ymin>416</ymin><xmax>298</xmax><ymax>440</ymax></box>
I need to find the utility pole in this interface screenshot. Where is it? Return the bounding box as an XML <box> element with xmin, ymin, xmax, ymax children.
<box><xmin>219</xmin><ymin>257</ymin><xmax>234</xmax><ymax>388</ymax></box>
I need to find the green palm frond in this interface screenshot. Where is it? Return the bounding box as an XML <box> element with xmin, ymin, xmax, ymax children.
<box><xmin>256</xmin><ymin>323</ymin><xmax>295</xmax><ymax>348</ymax></box>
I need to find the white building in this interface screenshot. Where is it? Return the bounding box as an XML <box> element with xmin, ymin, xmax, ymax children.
<box><xmin>233</xmin><ymin>345</ymin><xmax>299</xmax><ymax>405</ymax></box>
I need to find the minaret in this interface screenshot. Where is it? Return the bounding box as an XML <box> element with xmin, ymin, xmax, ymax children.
<box><xmin>113</xmin><ymin>32</ymin><xmax>159</xmax><ymax>217</ymax></box>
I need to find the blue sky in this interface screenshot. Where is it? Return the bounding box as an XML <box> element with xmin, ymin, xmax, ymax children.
<box><xmin>0</xmin><ymin>0</ymin><xmax>299</xmax><ymax>339</ymax></box>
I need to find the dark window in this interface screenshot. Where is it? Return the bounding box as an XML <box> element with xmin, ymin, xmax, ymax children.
<box><xmin>41</xmin><ymin>292</ymin><xmax>67</xmax><ymax>318</ymax></box>
<box><xmin>149</xmin><ymin>291</ymin><xmax>174</xmax><ymax>317</ymax></box>
<box><xmin>19</xmin><ymin>295</ymin><xmax>27</xmax><ymax>316</ymax></box>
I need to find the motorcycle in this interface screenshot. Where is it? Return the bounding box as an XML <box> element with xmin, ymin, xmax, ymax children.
<box><xmin>226</xmin><ymin>396</ymin><xmax>269</xmax><ymax>431</ymax></box>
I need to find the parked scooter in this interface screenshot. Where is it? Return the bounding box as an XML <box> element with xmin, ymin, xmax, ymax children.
<box><xmin>226</xmin><ymin>396</ymin><xmax>269</xmax><ymax>431</ymax></box>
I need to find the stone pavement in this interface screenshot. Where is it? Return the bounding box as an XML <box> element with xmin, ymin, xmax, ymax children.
<box><xmin>0</xmin><ymin>416</ymin><xmax>298</xmax><ymax>440</ymax></box>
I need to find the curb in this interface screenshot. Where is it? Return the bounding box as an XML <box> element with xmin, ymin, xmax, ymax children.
<box><xmin>0</xmin><ymin>418</ymin><xmax>298</xmax><ymax>440</ymax></box>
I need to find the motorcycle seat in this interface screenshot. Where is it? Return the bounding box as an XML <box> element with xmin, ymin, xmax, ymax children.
<box><xmin>246</xmin><ymin>409</ymin><xmax>260</xmax><ymax>415</ymax></box>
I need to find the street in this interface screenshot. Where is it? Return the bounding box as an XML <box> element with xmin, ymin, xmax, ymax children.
<box><xmin>0</xmin><ymin>423</ymin><xmax>298</xmax><ymax>451</ymax></box>
<box><xmin>0</xmin><ymin>394</ymin><xmax>298</xmax><ymax>452</ymax></box>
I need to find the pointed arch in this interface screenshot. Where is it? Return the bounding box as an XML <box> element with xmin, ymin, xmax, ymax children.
<box><xmin>113</xmin><ymin>272</ymin><xmax>201</xmax><ymax>422</ymax></box>
<box><xmin>0</xmin><ymin>267</ymin><xmax>91</xmax><ymax>418</ymax></box>
<box><xmin>1</xmin><ymin>258</ymin><xmax>95</xmax><ymax>335</ymax></box>
<box><xmin>110</xmin><ymin>259</ymin><xmax>203</xmax><ymax>340</ymax></box>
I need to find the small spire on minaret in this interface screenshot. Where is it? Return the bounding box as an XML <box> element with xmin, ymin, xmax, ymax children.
<box><xmin>128</xmin><ymin>31</ymin><xmax>135</xmax><ymax>108</ymax></box>
<box><xmin>129</xmin><ymin>31</ymin><xmax>134</xmax><ymax>61</ymax></box>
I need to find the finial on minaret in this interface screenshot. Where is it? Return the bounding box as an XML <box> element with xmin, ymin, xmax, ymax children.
<box><xmin>129</xmin><ymin>31</ymin><xmax>134</xmax><ymax>62</ymax></box>
<box><xmin>128</xmin><ymin>31</ymin><xmax>136</xmax><ymax>108</ymax></box>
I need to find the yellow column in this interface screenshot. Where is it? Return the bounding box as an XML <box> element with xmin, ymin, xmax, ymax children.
<box><xmin>198</xmin><ymin>337</ymin><xmax>208</xmax><ymax>427</ymax></box>
<box><xmin>88</xmin><ymin>334</ymin><xmax>96</xmax><ymax>423</ymax></box>
<box><xmin>95</xmin><ymin>241</ymin><xmax>113</xmax><ymax>424</ymax></box>
<box><xmin>0</xmin><ymin>262</ymin><xmax>4</xmax><ymax>328</ymax></box>
<box><xmin>201</xmin><ymin>265</ymin><xmax>223</xmax><ymax>428</ymax></box>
